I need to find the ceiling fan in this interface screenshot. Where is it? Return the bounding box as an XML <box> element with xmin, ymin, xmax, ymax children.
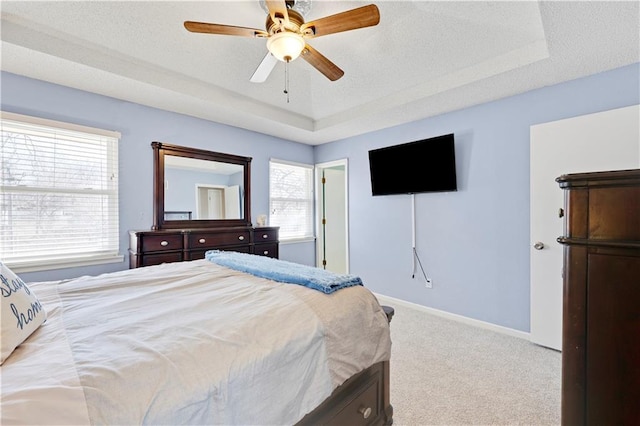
<box><xmin>184</xmin><ymin>0</ymin><xmax>380</xmax><ymax>83</ymax></box>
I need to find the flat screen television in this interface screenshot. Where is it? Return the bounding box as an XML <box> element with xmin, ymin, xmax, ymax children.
<box><xmin>368</xmin><ymin>133</ymin><xmax>457</xmax><ymax>195</ymax></box>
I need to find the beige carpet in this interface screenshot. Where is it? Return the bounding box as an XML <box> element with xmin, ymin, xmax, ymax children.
<box><xmin>377</xmin><ymin>296</ymin><xmax>561</xmax><ymax>425</ymax></box>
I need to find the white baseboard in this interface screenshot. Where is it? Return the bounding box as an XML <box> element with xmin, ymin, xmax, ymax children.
<box><xmin>374</xmin><ymin>293</ymin><xmax>530</xmax><ymax>341</ymax></box>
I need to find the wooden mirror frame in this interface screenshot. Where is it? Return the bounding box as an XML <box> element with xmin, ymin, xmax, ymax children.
<box><xmin>152</xmin><ymin>141</ymin><xmax>252</xmax><ymax>230</ymax></box>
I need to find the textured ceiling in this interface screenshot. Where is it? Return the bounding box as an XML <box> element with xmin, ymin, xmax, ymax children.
<box><xmin>1</xmin><ymin>1</ymin><xmax>639</xmax><ymax>145</ymax></box>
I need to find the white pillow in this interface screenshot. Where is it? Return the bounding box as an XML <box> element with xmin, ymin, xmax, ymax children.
<box><xmin>1</xmin><ymin>261</ymin><xmax>47</xmax><ymax>364</ymax></box>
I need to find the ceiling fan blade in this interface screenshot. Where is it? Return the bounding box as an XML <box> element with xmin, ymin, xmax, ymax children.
<box><xmin>184</xmin><ymin>21</ymin><xmax>268</xmax><ymax>38</ymax></box>
<box><xmin>264</xmin><ymin>0</ymin><xmax>289</xmax><ymax>26</ymax></box>
<box><xmin>300</xmin><ymin>44</ymin><xmax>344</xmax><ymax>81</ymax></box>
<box><xmin>250</xmin><ymin>53</ymin><xmax>278</xmax><ymax>83</ymax></box>
<box><xmin>300</xmin><ymin>4</ymin><xmax>380</xmax><ymax>38</ymax></box>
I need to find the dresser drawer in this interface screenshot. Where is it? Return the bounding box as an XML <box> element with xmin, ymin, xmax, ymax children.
<box><xmin>140</xmin><ymin>252</ymin><xmax>183</xmax><ymax>267</ymax></box>
<box><xmin>254</xmin><ymin>228</ymin><xmax>278</xmax><ymax>243</ymax></box>
<box><xmin>189</xmin><ymin>230</ymin><xmax>251</xmax><ymax>249</ymax></box>
<box><xmin>253</xmin><ymin>243</ymin><xmax>278</xmax><ymax>258</ymax></box>
<box><xmin>329</xmin><ymin>376</ymin><xmax>380</xmax><ymax>426</ymax></box>
<box><xmin>141</xmin><ymin>234</ymin><xmax>183</xmax><ymax>253</ymax></box>
<box><xmin>587</xmin><ymin>187</ymin><xmax>640</xmax><ymax>240</ymax></box>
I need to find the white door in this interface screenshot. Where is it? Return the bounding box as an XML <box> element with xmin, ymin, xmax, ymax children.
<box><xmin>206</xmin><ymin>188</ymin><xmax>224</xmax><ymax>219</ymax></box>
<box><xmin>197</xmin><ymin>186</ymin><xmax>224</xmax><ymax>219</ymax></box>
<box><xmin>316</xmin><ymin>160</ymin><xmax>349</xmax><ymax>274</ymax></box>
<box><xmin>530</xmin><ymin>104</ymin><xmax>639</xmax><ymax>350</ymax></box>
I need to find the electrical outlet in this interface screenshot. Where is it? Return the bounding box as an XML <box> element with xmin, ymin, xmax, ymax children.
<box><xmin>425</xmin><ymin>278</ymin><xmax>432</xmax><ymax>289</ymax></box>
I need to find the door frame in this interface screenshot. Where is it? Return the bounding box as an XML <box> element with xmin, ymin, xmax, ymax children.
<box><xmin>315</xmin><ymin>159</ymin><xmax>349</xmax><ymax>273</ymax></box>
<box><xmin>195</xmin><ymin>183</ymin><xmax>225</xmax><ymax>219</ymax></box>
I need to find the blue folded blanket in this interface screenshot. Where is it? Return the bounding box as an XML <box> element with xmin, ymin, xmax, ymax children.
<box><xmin>205</xmin><ymin>250</ymin><xmax>362</xmax><ymax>294</ymax></box>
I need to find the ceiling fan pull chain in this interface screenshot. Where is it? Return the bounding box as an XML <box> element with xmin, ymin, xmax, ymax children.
<box><xmin>284</xmin><ymin>58</ymin><xmax>290</xmax><ymax>103</ymax></box>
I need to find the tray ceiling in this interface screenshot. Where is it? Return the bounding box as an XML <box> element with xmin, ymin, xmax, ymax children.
<box><xmin>1</xmin><ymin>1</ymin><xmax>638</xmax><ymax>145</ymax></box>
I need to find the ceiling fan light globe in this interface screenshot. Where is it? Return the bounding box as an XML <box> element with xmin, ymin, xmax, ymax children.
<box><xmin>267</xmin><ymin>32</ymin><xmax>305</xmax><ymax>62</ymax></box>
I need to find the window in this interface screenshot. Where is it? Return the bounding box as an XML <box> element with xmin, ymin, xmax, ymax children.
<box><xmin>1</xmin><ymin>112</ymin><xmax>121</xmax><ymax>272</ymax></box>
<box><xmin>269</xmin><ymin>159</ymin><xmax>314</xmax><ymax>241</ymax></box>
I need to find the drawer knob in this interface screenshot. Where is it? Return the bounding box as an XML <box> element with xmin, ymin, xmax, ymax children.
<box><xmin>358</xmin><ymin>406</ymin><xmax>372</xmax><ymax>419</ymax></box>
<box><xmin>263</xmin><ymin>250</ymin><xmax>269</xmax><ymax>255</ymax></box>
<box><xmin>160</xmin><ymin>241</ymin><xmax>169</xmax><ymax>247</ymax></box>
<box><xmin>238</xmin><ymin>236</ymin><xmax>245</xmax><ymax>241</ymax></box>
<box><xmin>199</xmin><ymin>238</ymin><xmax>206</xmax><ymax>244</ymax></box>
<box><xmin>262</xmin><ymin>234</ymin><xmax>268</xmax><ymax>239</ymax></box>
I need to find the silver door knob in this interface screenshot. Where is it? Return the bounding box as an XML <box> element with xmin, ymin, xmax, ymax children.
<box><xmin>533</xmin><ymin>242</ymin><xmax>545</xmax><ymax>250</ymax></box>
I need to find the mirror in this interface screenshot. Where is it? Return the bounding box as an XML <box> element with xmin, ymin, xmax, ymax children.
<box><xmin>152</xmin><ymin>142</ymin><xmax>252</xmax><ymax>230</ymax></box>
<box><xmin>165</xmin><ymin>156</ymin><xmax>244</xmax><ymax>220</ymax></box>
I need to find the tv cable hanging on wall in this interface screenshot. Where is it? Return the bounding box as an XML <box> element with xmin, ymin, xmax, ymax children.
<box><xmin>411</xmin><ymin>193</ymin><xmax>431</xmax><ymax>287</ymax></box>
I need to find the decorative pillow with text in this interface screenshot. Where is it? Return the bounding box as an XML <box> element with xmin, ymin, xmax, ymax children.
<box><xmin>1</xmin><ymin>261</ymin><xmax>47</xmax><ymax>364</ymax></box>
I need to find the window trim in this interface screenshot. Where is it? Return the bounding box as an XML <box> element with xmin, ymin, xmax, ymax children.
<box><xmin>1</xmin><ymin>111</ymin><xmax>121</xmax><ymax>139</ymax></box>
<box><xmin>8</xmin><ymin>253</ymin><xmax>124</xmax><ymax>274</ymax></box>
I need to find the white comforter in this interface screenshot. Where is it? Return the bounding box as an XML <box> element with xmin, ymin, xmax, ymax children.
<box><xmin>0</xmin><ymin>259</ymin><xmax>391</xmax><ymax>425</ymax></box>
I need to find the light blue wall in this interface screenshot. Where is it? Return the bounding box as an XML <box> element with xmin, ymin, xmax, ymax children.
<box><xmin>315</xmin><ymin>63</ymin><xmax>640</xmax><ymax>332</ymax></box>
<box><xmin>1</xmin><ymin>71</ymin><xmax>316</xmax><ymax>282</ymax></box>
<box><xmin>3</xmin><ymin>64</ymin><xmax>638</xmax><ymax>332</ymax></box>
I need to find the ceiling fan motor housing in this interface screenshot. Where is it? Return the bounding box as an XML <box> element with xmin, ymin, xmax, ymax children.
<box><xmin>265</xmin><ymin>8</ymin><xmax>307</xmax><ymax>35</ymax></box>
<box><xmin>259</xmin><ymin>0</ymin><xmax>312</xmax><ymax>18</ymax></box>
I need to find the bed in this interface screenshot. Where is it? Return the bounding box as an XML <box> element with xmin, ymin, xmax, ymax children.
<box><xmin>0</xmin><ymin>255</ymin><xmax>393</xmax><ymax>425</ymax></box>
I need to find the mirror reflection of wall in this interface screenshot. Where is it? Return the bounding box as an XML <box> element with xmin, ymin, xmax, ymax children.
<box><xmin>164</xmin><ymin>155</ymin><xmax>244</xmax><ymax>220</ymax></box>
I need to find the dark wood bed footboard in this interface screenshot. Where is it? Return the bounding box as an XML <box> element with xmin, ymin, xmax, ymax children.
<box><xmin>297</xmin><ymin>305</ymin><xmax>394</xmax><ymax>426</ymax></box>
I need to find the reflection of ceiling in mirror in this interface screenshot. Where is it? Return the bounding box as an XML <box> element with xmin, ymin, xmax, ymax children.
<box><xmin>165</xmin><ymin>155</ymin><xmax>243</xmax><ymax>175</ymax></box>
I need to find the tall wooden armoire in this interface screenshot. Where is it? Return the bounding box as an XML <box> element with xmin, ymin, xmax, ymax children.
<box><xmin>557</xmin><ymin>169</ymin><xmax>640</xmax><ymax>425</ymax></box>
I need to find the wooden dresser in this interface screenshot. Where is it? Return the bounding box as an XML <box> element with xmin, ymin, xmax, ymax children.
<box><xmin>557</xmin><ymin>169</ymin><xmax>640</xmax><ymax>425</ymax></box>
<box><xmin>129</xmin><ymin>226</ymin><xmax>279</xmax><ymax>268</ymax></box>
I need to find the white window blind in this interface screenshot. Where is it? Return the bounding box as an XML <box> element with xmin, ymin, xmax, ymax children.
<box><xmin>1</xmin><ymin>112</ymin><xmax>121</xmax><ymax>272</ymax></box>
<box><xmin>269</xmin><ymin>159</ymin><xmax>314</xmax><ymax>241</ymax></box>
